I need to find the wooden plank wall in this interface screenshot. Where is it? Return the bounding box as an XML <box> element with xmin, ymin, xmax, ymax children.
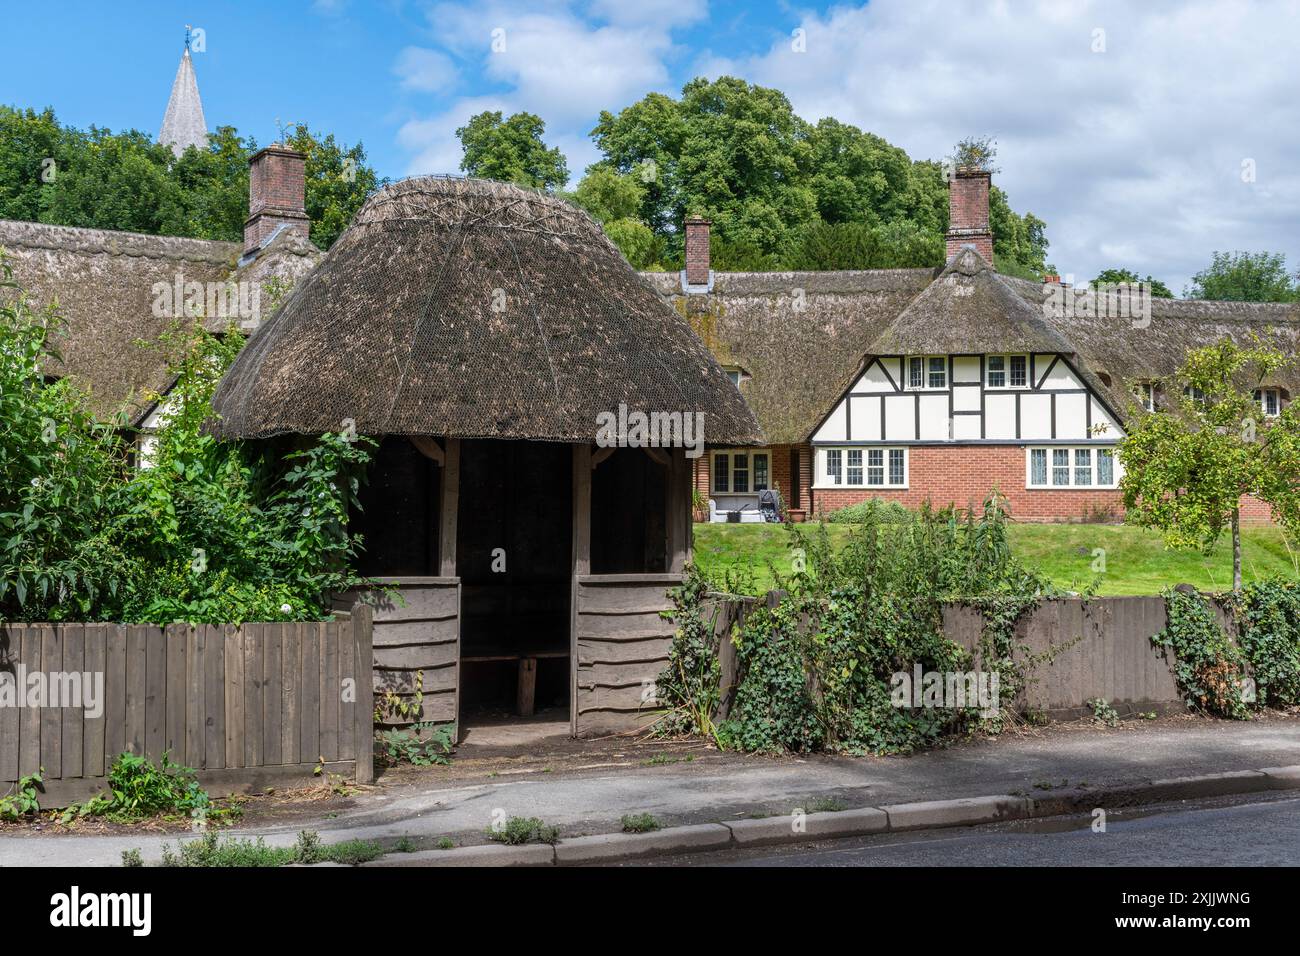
<box><xmin>573</xmin><ymin>573</ymin><xmax>681</xmax><ymax>736</ymax></box>
<box><xmin>335</xmin><ymin>578</ymin><xmax>460</xmax><ymax>729</ymax></box>
<box><xmin>0</xmin><ymin>611</ymin><xmax>373</xmax><ymax>806</ymax></box>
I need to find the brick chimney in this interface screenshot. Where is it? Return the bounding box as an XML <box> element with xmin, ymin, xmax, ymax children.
<box><xmin>945</xmin><ymin>167</ymin><xmax>993</xmax><ymax>265</ymax></box>
<box><xmin>684</xmin><ymin>216</ymin><xmax>712</xmax><ymax>288</ymax></box>
<box><xmin>244</xmin><ymin>144</ymin><xmax>309</xmax><ymax>255</ymax></box>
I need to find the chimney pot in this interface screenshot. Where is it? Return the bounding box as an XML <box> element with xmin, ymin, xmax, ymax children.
<box><xmin>244</xmin><ymin>144</ymin><xmax>309</xmax><ymax>255</ymax></box>
<box><xmin>684</xmin><ymin>216</ymin><xmax>711</xmax><ymax>289</ymax></box>
<box><xmin>945</xmin><ymin>168</ymin><xmax>993</xmax><ymax>266</ymax></box>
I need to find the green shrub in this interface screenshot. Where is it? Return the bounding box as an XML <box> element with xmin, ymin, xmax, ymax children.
<box><xmin>620</xmin><ymin>813</ymin><xmax>661</xmax><ymax>833</ymax></box>
<box><xmin>487</xmin><ymin>816</ymin><xmax>559</xmax><ymax>845</ymax></box>
<box><xmin>823</xmin><ymin>499</ymin><xmax>913</xmax><ymax>525</ymax></box>
<box><xmin>1234</xmin><ymin>580</ymin><xmax>1300</xmax><ymax>706</ymax></box>
<box><xmin>65</xmin><ymin>751</ymin><xmax>215</xmax><ymax>823</ymax></box>
<box><xmin>377</xmin><ymin>722</ymin><xmax>456</xmax><ymax>767</ymax></box>
<box><xmin>1152</xmin><ymin>588</ymin><xmax>1248</xmax><ymax>718</ymax></box>
<box><xmin>0</xmin><ymin>769</ymin><xmax>43</xmax><ymax>821</ymax></box>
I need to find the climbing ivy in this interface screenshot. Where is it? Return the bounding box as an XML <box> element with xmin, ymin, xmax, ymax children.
<box><xmin>1231</xmin><ymin>580</ymin><xmax>1300</xmax><ymax>707</ymax></box>
<box><xmin>1152</xmin><ymin>587</ymin><xmax>1249</xmax><ymax>718</ymax></box>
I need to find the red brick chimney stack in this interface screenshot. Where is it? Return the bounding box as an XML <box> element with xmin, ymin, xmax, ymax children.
<box><xmin>684</xmin><ymin>216</ymin><xmax>711</xmax><ymax>287</ymax></box>
<box><xmin>945</xmin><ymin>167</ymin><xmax>993</xmax><ymax>265</ymax></box>
<box><xmin>245</xmin><ymin>144</ymin><xmax>310</xmax><ymax>255</ymax></box>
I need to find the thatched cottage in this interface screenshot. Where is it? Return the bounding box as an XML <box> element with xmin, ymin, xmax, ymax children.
<box><xmin>207</xmin><ymin>177</ymin><xmax>761</xmax><ymax>737</ymax></box>
<box><xmin>652</xmin><ymin>169</ymin><xmax>1300</xmax><ymax>524</ymax></box>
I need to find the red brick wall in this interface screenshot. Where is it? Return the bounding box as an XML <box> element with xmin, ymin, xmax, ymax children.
<box><xmin>684</xmin><ymin>218</ymin><xmax>711</xmax><ymax>286</ymax></box>
<box><xmin>945</xmin><ymin>169</ymin><xmax>993</xmax><ymax>264</ymax></box>
<box><xmin>810</xmin><ymin>445</ymin><xmax>1121</xmax><ymax>523</ymax></box>
<box><xmin>245</xmin><ymin>145</ymin><xmax>310</xmax><ymax>253</ymax></box>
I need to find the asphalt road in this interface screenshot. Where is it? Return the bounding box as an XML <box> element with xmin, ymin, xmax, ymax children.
<box><xmin>651</xmin><ymin>792</ymin><xmax>1300</xmax><ymax>867</ymax></box>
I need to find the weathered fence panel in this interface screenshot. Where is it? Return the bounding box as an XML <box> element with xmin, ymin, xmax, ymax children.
<box><xmin>944</xmin><ymin>596</ymin><xmax>1185</xmax><ymax>718</ymax></box>
<box><xmin>574</xmin><ymin>573</ymin><xmax>681</xmax><ymax>736</ymax></box>
<box><xmin>334</xmin><ymin>578</ymin><xmax>460</xmax><ymax>729</ymax></box>
<box><xmin>0</xmin><ymin>609</ymin><xmax>373</xmax><ymax>807</ymax></box>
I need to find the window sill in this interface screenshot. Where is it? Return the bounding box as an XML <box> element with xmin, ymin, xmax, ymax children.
<box><xmin>812</xmin><ymin>484</ymin><xmax>909</xmax><ymax>491</ymax></box>
<box><xmin>1026</xmin><ymin>485</ymin><xmax>1120</xmax><ymax>491</ymax></box>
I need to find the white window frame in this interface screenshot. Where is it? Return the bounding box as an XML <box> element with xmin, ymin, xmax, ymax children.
<box><xmin>1026</xmin><ymin>446</ymin><xmax>1120</xmax><ymax>489</ymax></box>
<box><xmin>1132</xmin><ymin>382</ymin><xmax>1155</xmax><ymax>412</ymax></box>
<box><xmin>905</xmin><ymin>355</ymin><xmax>948</xmax><ymax>391</ymax></box>
<box><xmin>712</xmin><ymin>450</ymin><xmax>769</xmax><ymax>494</ymax></box>
<box><xmin>815</xmin><ymin>447</ymin><xmax>908</xmax><ymax>489</ymax></box>
<box><xmin>986</xmin><ymin>354</ymin><xmax>1029</xmax><ymax>390</ymax></box>
<box><xmin>1255</xmin><ymin>388</ymin><xmax>1281</xmax><ymax>418</ymax></box>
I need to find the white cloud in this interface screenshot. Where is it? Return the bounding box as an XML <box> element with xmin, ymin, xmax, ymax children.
<box><xmin>394</xmin><ymin>47</ymin><xmax>459</xmax><ymax>92</ymax></box>
<box><xmin>720</xmin><ymin>0</ymin><xmax>1300</xmax><ymax>289</ymax></box>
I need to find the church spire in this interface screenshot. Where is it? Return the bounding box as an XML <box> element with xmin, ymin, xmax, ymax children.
<box><xmin>159</xmin><ymin>27</ymin><xmax>208</xmax><ymax>158</ymax></box>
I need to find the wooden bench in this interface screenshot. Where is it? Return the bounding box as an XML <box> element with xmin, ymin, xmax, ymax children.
<box><xmin>460</xmin><ymin>650</ymin><xmax>567</xmax><ymax>717</ymax></box>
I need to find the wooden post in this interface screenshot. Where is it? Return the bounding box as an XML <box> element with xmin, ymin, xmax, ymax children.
<box><xmin>666</xmin><ymin>449</ymin><xmax>689</xmax><ymax>573</ymax></box>
<box><xmin>570</xmin><ymin>443</ymin><xmax>592</xmax><ymax>735</ymax></box>
<box><xmin>439</xmin><ymin>437</ymin><xmax>460</xmax><ymax>577</ymax></box>
<box><xmin>352</xmin><ymin>602</ymin><xmax>375</xmax><ymax>784</ymax></box>
<box><xmin>517</xmin><ymin>658</ymin><xmax>537</xmax><ymax>717</ymax></box>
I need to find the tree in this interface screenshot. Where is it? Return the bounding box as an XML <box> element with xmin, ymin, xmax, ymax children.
<box><xmin>456</xmin><ymin>111</ymin><xmax>568</xmax><ymax>190</ymax></box>
<box><xmin>570</xmin><ymin>166</ymin><xmax>663</xmax><ymax>268</ymax></box>
<box><xmin>1119</xmin><ymin>338</ymin><xmax>1300</xmax><ymax>590</ymax></box>
<box><xmin>1091</xmin><ymin>268</ymin><xmax>1174</xmax><ymax>299</ymax></box>
<box><xmin>1187</xmin><ymin>251</ymin><xmax>1298</xmax><ymax>302</ymax></box>
<box><xmin>786</xmin><ymin>220</ymin><xmax>943</xmax><ymax>271</ymax></box>
<box><xmin>0</xmin><ymin>105</ymin><xmax>379</xmax><ymax>249</ymax></box>
<box><xmin>283</xmin><ymin>124</ymin><xmax>381</xmax><ymax>250</ymax></box>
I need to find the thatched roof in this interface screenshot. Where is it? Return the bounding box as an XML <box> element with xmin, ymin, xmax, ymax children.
<box><xmin>0</xmin><ymin>219</ymin><xmax>319</xmax><ymax>425</ymax></box>
<box><xmin>869</xmin><ymin>249</ymin><xmax>1075</xmax><ymax>357</ymax></box>
<box><xmin>209</xmin><ymin>177</ymin><xmax>762</xmax><ymax>445</ymax></box>
<box><xmin>649</xmin><ymin>249</ymin><xmax>1300</xmax><ymax>444</ymax></box>
<box><xmin>642</xmin><ymin>268</ymin><xmax>933</xmax><ymax>445</ymax></box>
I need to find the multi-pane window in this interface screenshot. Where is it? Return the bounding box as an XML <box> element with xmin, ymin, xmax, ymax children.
<box><xmin>1028</xmin><ymin>447</ymin><xmax>1121</xmax><ymax>488</ymax></box>
<box><xmin>712</xmin><ymin>452</ymin><xmax>768</xmax><ymax>493</ymax></box>
<box><xmin>1133</xmin><ymin>382</ymin><xmax>1155</xmax><ymax>412</ymax></box>
<box><xmin>847</xmin><ymin>450</ymin><xmax>863</xmax><ymax>485</ymax></box>
<box><xmin>1255</xmin><ymin>388</ymin><xmax>1281</xmax><ymax>417</ymax></box>
<box><xmin>1184</xmin><ymin>385</ymin><xmax>1207</xmax><ymax>404</ymax></box>
<box><xmin>987</xmin><ymin>354</ymin><xmax>1028</xmax><ymax>389</ymax></box>
<box><xmin>1030</xmin><ymin>449</ymin><xmax>1048</xmax><ymax>485</ymax></box>
<box><xmin>888</xmin><ymin>449</ymin><xmax>905</xmax><ymax>485</ymax></box>
<box><xmin>826</xmin><ymin>449</ymin><xmax>843</xmax><ymax>485</ymax></box>
<box><xmin>817</xmin><ymin>448</ymin><xmax>907</xmax><ymax>487</ymax></box>
<box><xmin>906</xmin><ymin>356</ymin><xmax>947</xmax><ymax>389</ymax></box>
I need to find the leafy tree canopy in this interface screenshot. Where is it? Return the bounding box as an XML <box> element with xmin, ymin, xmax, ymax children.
<box><xmin>0</xmin><ymin>104</ymin><xmax>380</xmax><ymax>249</ymax></box>
<box><xmin>456</xmin><ymin>110</ymin><xmax>569</xmax><ymax>191</ymax></box>
<box><xmin>1091</xmin><ymin>268</ymin><xmax>1174</xmax><ymax>299</ymax></box>
<box><xmin>1186</xmin><ymin>251</ymin><xmax>1299</xmax><ymax>302</ymax></box>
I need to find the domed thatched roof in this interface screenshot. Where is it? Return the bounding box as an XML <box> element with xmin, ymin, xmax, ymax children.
<box><xmin>209</xmin><ymin>177</ymin><xmax>762</xmax><ymax>445</ymax></box>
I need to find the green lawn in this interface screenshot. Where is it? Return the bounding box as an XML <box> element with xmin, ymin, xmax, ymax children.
<box><xmin>692</xmin><ymin>522</ymin><xmax>1299</xmax><ymax>596</ymax></box>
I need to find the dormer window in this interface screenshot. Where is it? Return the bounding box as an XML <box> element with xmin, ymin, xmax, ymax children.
<box><xmin>721</xmin><ymin>365</ymin><xmax>749</xmax><ymax>388</ymax></box>
<box><xmin>1253</xmin><ymin>388</ymin><xmax>1280</xmax><ymax>417</ymax></box>
<box><xmin>986</xmin><ymin>354</ymin><xmax>1027</xmax><ymax>389</ymax></box>
<box><xmin>1133</xmin><ymin>382</ymin><xmax>1155</xmax><ymax>412</ymax></box>
<box><xmin>1184</xmin><ymin>385</ymin><xmax>1207</xmax><ymax>405</ymax></box>
<box><xmin>907</xmin><ymin>356</ymin><xmax>947</xmax><ymax>390</ymax></box>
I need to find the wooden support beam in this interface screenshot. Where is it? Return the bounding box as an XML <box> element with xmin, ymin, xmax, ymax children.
<box><xmin>409</xmin><ymin>435</ymin><xmax>444</xmax><ymax>465</ymax></box>
<box><xmin>666</xmin><ymin>449</ymin><xmax>689</xmax><ymax>573</ymax></box>
<box><xmin>439</xmin><ymin>438</ymin><xmax>460</xmax><ymax>578</ymax></box>
<box><xmin>643</xmin><ymin>447</ymin><xmax>670</xmax><ymax>467</ymax></box>
<box><xmin>570</xmin><ymin>443</ymin><xmax>592</xmax><ymax>736</ymax></box>
<box><xmin>591</xmin><ymin>446</ymin><xmax>616</xmax><ymax>469</ymax></box>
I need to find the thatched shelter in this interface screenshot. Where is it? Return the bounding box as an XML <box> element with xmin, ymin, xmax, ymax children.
<box><xmin>210</xmin><ymin>176</ymin><xmax>761</xmax><ymax>738</ymax></box>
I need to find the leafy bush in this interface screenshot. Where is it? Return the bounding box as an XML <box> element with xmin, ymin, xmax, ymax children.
<box><xmin>661</xmin><ymin>495</ymin><xmax>1054</xmax><ymax>755</ymax></box>
<box><xmin>1233</xmin><ymin>580</ymin><xmax>1300</xmax><ymax>707</ymax></box>
<box><xmin>0</xmin><ymin>770</ymin><xmax>43</xmax><ymax>821</ymax></box>
<box><xmin>159</xmin><ymin>829</ymin><xmax>385</xmax><ymax>867</ymax></box>
<box><xmin>620</xmin><ymin>812</ymin><xmax>661</xmax><ymax>833</ymax></box>
<box><xmin>378</xmin><ymin>722</ymin><xmax>456</xmax><ymax>767</ymax></box>
<box><xmin>823</xmin><ymin>499</ymin><xmax>913</xmax><ymax>525</ymax></box>
<box><xmin>1152</xmin><ymin>588</ymin><xmax>1248</xmax><ymax>718</ymax></box>
<box><xmin>487</xmin><ymin>816</ymin><xmax>559</xmax><ymax>845</ymax></box>
<box><xmin>65</xmin><ymin>751</ymin><xmax>215</xmax><ymax>823</ymax></box>
<box><xmin>0</xmin><ymin>262</ymin><xmax>376</xmax><ymax>625</ymax></box>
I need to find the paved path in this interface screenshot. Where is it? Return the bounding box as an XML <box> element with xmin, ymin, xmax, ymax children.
<box><xmin>3</xmin><ymin>717</ymin><xmax>1297</xmax><ymax>866</ymax></box>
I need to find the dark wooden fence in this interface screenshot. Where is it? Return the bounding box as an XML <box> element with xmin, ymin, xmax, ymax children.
<box><xmin>0</xmin><ymin>608</ymin><xmax>373</xmax><ymax>807</ymax></box>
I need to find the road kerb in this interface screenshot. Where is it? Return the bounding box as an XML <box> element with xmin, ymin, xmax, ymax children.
<box><xmin>882</xmin><ymin>795</ymin><xmax>1028</xmax><ymax>831</ymax></box>
<box><xmin>362</xmin><ymin>842</ymin><xmax>555</xmax><ymax>867</ymax></box>
<box><xmin>554</xmin><ymin>824</ymin><xmax>731</xmax><ymax>863</ymax></box>
<box><xmin>726</xmin><ymin>807</ymin><xmax>888</xmax><ymax>847</ymax></box>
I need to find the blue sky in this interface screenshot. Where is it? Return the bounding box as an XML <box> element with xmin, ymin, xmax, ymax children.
<box><xmin>2</xmin><ymin>0</ymin><xmax>1298</xmax><ymax>291</ymax></box>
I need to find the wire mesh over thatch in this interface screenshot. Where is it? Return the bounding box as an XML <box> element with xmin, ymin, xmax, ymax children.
<box><xmin>209</xmin><ymin>176</ymin><xmax>763</xmax><ymax>445</ymax></box>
